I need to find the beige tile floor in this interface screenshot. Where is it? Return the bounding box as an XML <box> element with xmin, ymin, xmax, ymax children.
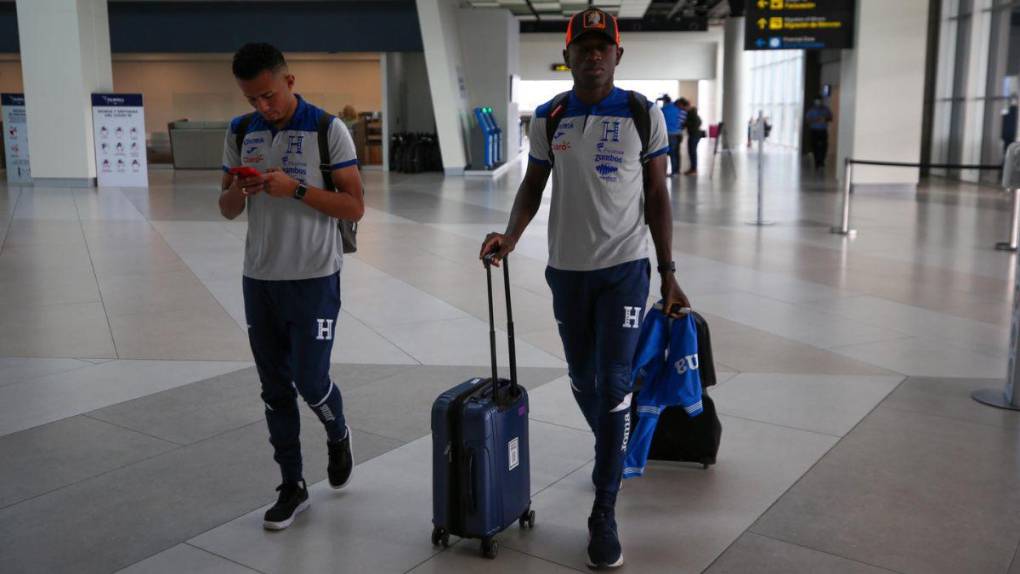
<box><xmin>0</xmin><ymin>148</ymin><xmax>1016</xmax><ymax>573</ymax></box>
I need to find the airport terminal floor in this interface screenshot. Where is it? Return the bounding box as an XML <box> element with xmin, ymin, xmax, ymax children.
<box><xmin>0</xmin><ymin>149</ymin><xmax>1017</xmax><ymax>574</ymax></box>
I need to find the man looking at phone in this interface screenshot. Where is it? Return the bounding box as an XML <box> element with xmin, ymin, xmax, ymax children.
<box><xmin>479</xmin><ymin>8</ymin><xmax>689</xmax><ymax>569</ymax></box>
<box><xmin>219</xmin><ymin>43</ymin><xmax>364</xmax><ymax>531</ymax></box>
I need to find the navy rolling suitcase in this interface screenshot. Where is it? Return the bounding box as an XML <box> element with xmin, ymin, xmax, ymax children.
<box><xmin>431</xmin><ymin>255</ymin><xmax>534</xmax><ymax>559</ymax></box>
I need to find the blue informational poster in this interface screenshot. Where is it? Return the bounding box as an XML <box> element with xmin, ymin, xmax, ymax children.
<box><xmin>92</xmin><ymin>94</ymin><xmax>149</xmax><ymax>188</ymax></box>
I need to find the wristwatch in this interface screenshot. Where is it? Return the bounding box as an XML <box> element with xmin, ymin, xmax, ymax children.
<box><xmin>657</xmin><ymin>261</ymin><xmax>676</xmax><ymax>274</ymax></box>
<box><xmin>293</xmin><ymin>183</ymin><xmax>308</xmax><ymax>201</ymax></box>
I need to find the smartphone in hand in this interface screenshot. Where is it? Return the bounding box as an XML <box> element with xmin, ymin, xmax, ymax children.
<box><xmin>228</xmin><ymin>166</ymin><xmax>261</xmax><ymax>178</ymax></box>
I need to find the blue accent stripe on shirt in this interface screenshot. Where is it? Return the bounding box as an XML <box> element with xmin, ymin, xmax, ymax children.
<box><xmin>229</xmin><ymin>95</ymin><xmax>328</xmax><ymax>135</ymax></box>
<box><xmin>557</xmin><ymin>111</ymin><xmax>637</xmax><ymax>120</ymax></box>
<box><xmin>331</xmin><ymin>159</ymin><xmax>358</xmax><ymax>169</ymax></box>
<box><xmin>534</xmin><ymin>100</ymin><xmax>553</xmax><ymax>119</ymax></box>
<box><xmin>222</xmin><ymin>165</ymin><xmax>232</xmax><ymax>173</ymax></box>
<box><xmin>528</xmin><ymin>154</ymin><xmax>551</xmax><ymax>166</ymax></box>
<box><xmin>645</xmin><ymin>146</ymin><xmax>669</xmax><ymax>160</ymax></box>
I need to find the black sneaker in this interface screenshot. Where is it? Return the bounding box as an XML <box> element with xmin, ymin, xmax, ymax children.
<box><xmin>327</xmin><ymin>425</ymin><xmax>354</xmax><ymax>490</ymax></box>
<box><xmin>587</xmin><ymin>510</ymin><xmax>624</xmax><ymax>569</ymax></box>
<box><xmin>263</xmin><ymin>480</ymin><xmax>309</xmax><ymax>531</ymax></box>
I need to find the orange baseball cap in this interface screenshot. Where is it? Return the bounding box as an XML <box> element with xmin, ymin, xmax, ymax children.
<box><xmin>565</xmin><ymin>8</ymin><xmax>621</xmax><ymax>48</ymax></box>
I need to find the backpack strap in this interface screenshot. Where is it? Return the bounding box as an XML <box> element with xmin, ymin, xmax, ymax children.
<box><xmin>316</xmin><ymin>112</ymin><xmax>336</xmax><ymax>192</ymax></box>
<box><xmin>544</xmin><ymin>91</ymin><xmax>571</xmax><ymax>165</ymax></box>
<box><xmin>627</xmin><ymin>91</ymin><xmax>652</xmax><ymax>162</ymax></box>
<box><xmin>234</xmin><ymin>113</ymin><xmax>255</xmax><ymax>163</ymax></box>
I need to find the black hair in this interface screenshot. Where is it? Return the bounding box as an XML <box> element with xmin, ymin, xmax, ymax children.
<box><xmin>660</xmin><ymin>94</ymin><xmax>672</xmax><ymax>103</ymax></box>
<box><xmin>677</xmin><ymin>97</ymin><xmax>690</xmax><ymax>107</ymax></box>
<box><xmin>232</xmin><ymin>43</ymin><xmax>287</xmax><ymax>80</ymax></box>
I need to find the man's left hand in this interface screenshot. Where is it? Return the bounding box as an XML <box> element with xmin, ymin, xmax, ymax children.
<box><xmin>263</xmin><ymin>168</ymin><xmax>300</xmax><ymax>199</ymax></box>
<box><xmin>661</xmin><ymin>273</ymin><xmax>691</xmax><ymax>318</ymax></box>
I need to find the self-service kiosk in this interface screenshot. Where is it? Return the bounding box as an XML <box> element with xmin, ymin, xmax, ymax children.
<box><xmin>471</xmin><ymin>107</ymin><xmax>503</xmax><ymax>170</ymax></box>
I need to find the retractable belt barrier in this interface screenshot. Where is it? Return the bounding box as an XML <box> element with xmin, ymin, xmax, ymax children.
<box><xmin>830</xmin><ymin>148</ymin><xmax>1020</xmax><ymax>411</ymax></box>
<box><xmin>831</xmin><ymin>156</ymin><xmax>1014</xmax><ymax>250</ymax></box>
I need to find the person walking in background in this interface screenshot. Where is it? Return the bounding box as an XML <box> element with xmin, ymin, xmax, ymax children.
<box><xmin>1002</xmin><ymin>97</ymin><xmax>1017</xmax><ymax>159</ymax></box>
<box><xmin>805</xmin><ymin>98</ymin><xmax>833</xmax><ymax>170</ymax></box>
<box><xmin>679</xmin><ymin>98</ymin><xmax>702</xmax><ymax>176</ymax></box>
<box><xmin>659</xmin><ymin>94</ymin><xmax>684</xmax><ymax>176</ymax></box>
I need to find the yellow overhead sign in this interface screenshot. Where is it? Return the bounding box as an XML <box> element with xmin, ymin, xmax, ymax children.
<box><xmin>746</xmin><ymin>0</ymin><xmax>854</xmax><ymax>50</ymax></box>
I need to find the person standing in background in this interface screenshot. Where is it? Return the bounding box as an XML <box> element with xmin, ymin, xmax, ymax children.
<box><xmin>805</xmin><ymin>98</ymin><xmax>833</xmax><ymax>170</ymax></box>
<box><xmin>1002</xmin><ymin>97</ymin><xmax>1018</xmax><ymax>159</ymax></box>
<box><xmin>340</xmin><ymin>105</ymin><xmax>358</xmax><ymax>134</ymax></box>
<box><xmin>659</xmin><ymin>95</ymin><xmax>684</xmax><ymax>176</ymax></box>
<box><xmin>679</xmin><ymin>98</ymin><xmax>702</xmax><ymax>176</ymax></box>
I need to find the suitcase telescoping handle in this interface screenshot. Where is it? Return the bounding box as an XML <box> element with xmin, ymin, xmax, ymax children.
<box><xmin>483</xmin><ymin>253</ymin><xmax>519</xmax><ymax>395</ymax></box>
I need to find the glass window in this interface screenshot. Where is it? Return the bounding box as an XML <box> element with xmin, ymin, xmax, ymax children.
<box><xmin>743</xmin><ymin>49</ymin><xmax>803</xmax><ymax>149</ymax></box>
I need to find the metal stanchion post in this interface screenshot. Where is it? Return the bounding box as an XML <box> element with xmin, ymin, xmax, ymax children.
<box><xmin>973</xmin><ymin>259</ymin><xmax>1020</xmax><ymax>410</ymax></box>
<box><xmin>996</xmin><ymin>143</ymin><xmax>1020</xmax><ymax>251</ymax></box>
<box><xmin>995</xmin><ymin>187</ymin><xmax>1020</xmax><ymax>252</ymax></box>
<box><xmin>747</xmin><ymin>125</ymin><xmax>774</xmax><ymax>226</ymax></box>
<box><xmin>831</xmin><ymin>158</ymin><xmax>857</xmax><ymax>237</ymax></box>
<box><xmin>757</xmin><ymin>139</ymin><xmax>764</xmax><ymax>221</ymax></box>
<box><xmin>975</xmin><ymin>142</ymin><xmax>1020</xmax><ymax>409</ymax></box>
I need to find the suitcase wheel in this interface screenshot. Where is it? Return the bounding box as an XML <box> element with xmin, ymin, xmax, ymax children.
<box><xmin>431</xmin><ymin>527</ymin><xmax>450</xmax><ymax>548</ymax></box>
<box><xmin>518</xmin><ymin>509</ymin><xmax>536</xmax><ymax>529</ymax></box>
<box><xmin>481</xmin><ymin>538</ymin><xmax>499</xmax><ymax>559</ymax></box>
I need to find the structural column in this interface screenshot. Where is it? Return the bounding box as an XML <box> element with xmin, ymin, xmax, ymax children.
<box><xmin>722</xmin><ymin>17</ymin><xmax>746</xmax><ymax>149</ymax></box>
<box><xmin>457</xmin><ymin>8</ymin><xmax>520</xmax><ymax>166</ymax></box>
<box><xmin>16</xmin><ymin>0</ymin><xmax>113</xmax><ymax>187</ymax></box>
<box><xmin>721</xmin><ymin>16</ymin><xmax>747</xmax><ymax>150</ymax></box>
<box><xmin>416</xmin><ymin>0</ymin><xmax>470</xmax><ymax>174</ymax></box>
<box><xmin>836</xmin><ymin>0</ymin><xmax>929</xmax><ymax>184</ymax></box>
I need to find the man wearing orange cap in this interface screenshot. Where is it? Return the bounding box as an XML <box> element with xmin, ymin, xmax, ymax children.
<box><xmin>479</xmin><ymin>7</ymin><xmax>689</xmax><ymax>569</ymax></box>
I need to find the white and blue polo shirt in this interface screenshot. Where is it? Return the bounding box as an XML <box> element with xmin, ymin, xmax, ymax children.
<box><xmin>529</xmin><ymin>88</ymin><xmax>668</xmax><ymax>272</ymax></box>
<box><xmin>222</xmin><ymin>95</ymin><xmax>358</xmax><ymax>281</ymax></box>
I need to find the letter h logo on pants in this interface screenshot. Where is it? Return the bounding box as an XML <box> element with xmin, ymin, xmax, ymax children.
<box><xmin>316</xmin><ymin>319</ymin><xmax>334</xmax><ymax>341</ymax></box>
<box><xmin>622</xmin><ymin>306</ymin><xmax>642</xmax><ymax>329</ymax></box>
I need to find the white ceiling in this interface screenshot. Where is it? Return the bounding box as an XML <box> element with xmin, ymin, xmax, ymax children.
<box><xmin>462</xmin><ymin>0</ymin><xmax>653</xmax><ymax>21</ymax></box>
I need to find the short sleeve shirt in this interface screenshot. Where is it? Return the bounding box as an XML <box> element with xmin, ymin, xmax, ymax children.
<box><xmin>222</xmin><ymin>95</ymin><xmax>358</xmax><ymax>281</ymax></box>
<box><xmin>529</xmin><ymin>88</ymin><xmax>668</xmax><ymax>272</ymax></box>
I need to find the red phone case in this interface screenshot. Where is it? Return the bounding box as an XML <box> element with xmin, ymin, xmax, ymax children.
<box><xmin>229</xmin><ymin>166</ymin><xmax>260</xmax><ymax>178</ymax></box>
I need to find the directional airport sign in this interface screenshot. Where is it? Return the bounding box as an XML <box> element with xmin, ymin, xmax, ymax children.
<box><xmin>745</xmin><ymin>0</ymin><xmax>854</xmax><ymax>51</ymax></box>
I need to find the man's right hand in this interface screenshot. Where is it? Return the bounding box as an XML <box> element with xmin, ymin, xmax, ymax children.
<box><xmin>479</xmin><ymin>232</ymin><xmax>516</xmax><ymax>267</ymax></box>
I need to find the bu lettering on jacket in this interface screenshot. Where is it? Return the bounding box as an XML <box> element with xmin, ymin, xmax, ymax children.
<box><xmin>674</xmin><ymin>353</ymin><xmax>700</xmax><ymax>375</ymax></box>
